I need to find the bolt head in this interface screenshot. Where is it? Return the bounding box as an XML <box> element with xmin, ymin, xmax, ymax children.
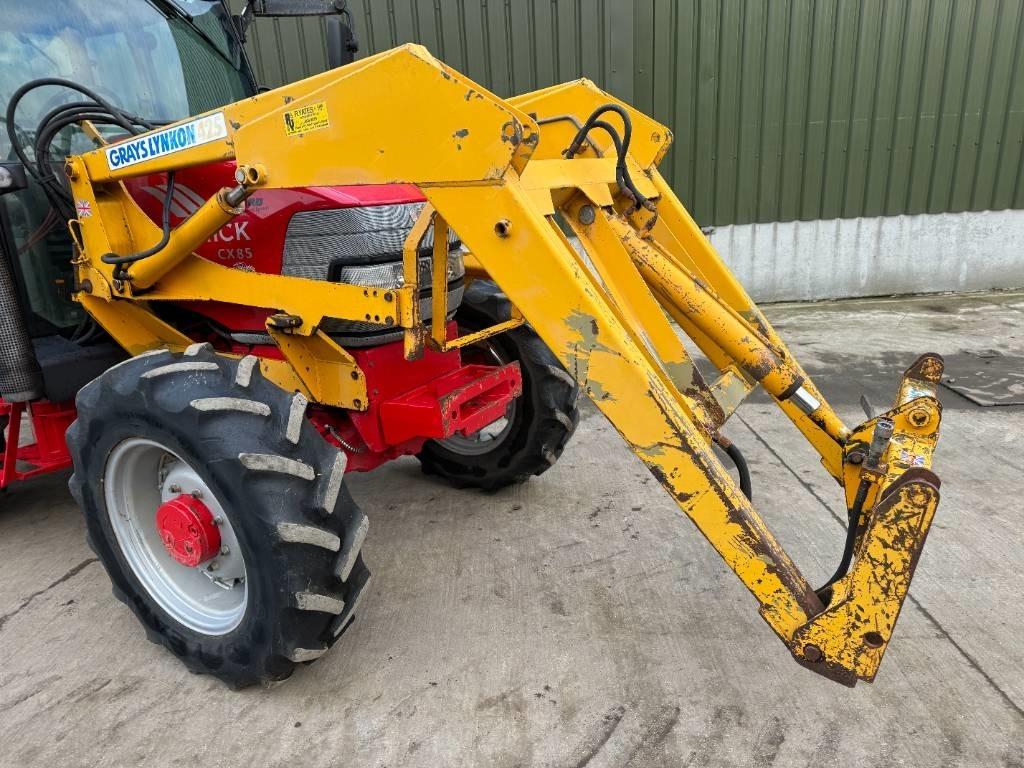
<box><xmin>169</xmin><ymin>484</ymin><xmax>182</xmax><ymax>494</ymax></box>
<box><xmin>577</xmin><ymin>205</ymin><xmax>596</xmax><ymax>225</ymax></box>
<box><xmin>191</xmin><ymin>489</ymin><xmax>203</xmax><ymax>499</ymax></box>
<box><xmin>803</xmin><ymin>644</ymin><xmax>823</xmax><ymax>663</ymax></box>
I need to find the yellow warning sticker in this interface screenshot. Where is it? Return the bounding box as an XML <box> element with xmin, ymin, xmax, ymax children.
<box><xmin>283</xmin><ymin>101</ymin><xmax>330</xmax><ymax>136</ymax></box>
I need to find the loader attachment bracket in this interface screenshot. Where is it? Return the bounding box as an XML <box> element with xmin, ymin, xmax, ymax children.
<box><xmin>793</xmin><ymin>354</ymin><xmax>944</xmax><ymax>684</ymax></box>
<box><xmin>791</xmin><ymin>468</ymin><xmax>940</xmax><ymax>686</ymax></box>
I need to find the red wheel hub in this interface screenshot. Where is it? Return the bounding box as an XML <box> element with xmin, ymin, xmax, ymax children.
<box><xmin>155</xmin><ymin>494</ymin><xmax>221</xmax><ymax>567</ymax></box>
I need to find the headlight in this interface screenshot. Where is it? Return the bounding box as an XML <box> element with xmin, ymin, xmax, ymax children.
<box><xmin>333</xmin><ymin>251</ymin><xmax>465</xmax><ymax>289</ymax></box>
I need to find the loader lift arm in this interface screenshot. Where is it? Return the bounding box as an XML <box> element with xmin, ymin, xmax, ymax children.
<box><xmin>64</xmin><ymin>44</ymin><xmax>942</xmax><ymax>686</ymax></box>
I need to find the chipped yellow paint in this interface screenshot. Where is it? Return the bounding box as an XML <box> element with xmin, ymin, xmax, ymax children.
<box><xmin>842</xmin><ymin>356</ymin><xmax>943</xmax><ymax>514</ymax></box>
<box><xmin>563</xmin><ymin>194</ymin><xmax>721</xmax><ymax>432</ymax></box>
<box><xmin>708</xmin><ymin>365</ymin><xmax>757</xmax><ymax>421</ymax></box>
<box><xmin>792</xmin><ymin>478</ymin><xmax>940</xmax><ymax>684</ymax></box>
<box><xmin>428</xmin><ymin>180</ymin><xmax>822</xmax><ymax>642</ymax></box>
<box><xmin>268</xmin><ymin>328</ymin><xmax>367</xmax><ymax>408</ymax></box>
<box><xmin>66</xmin><ymin>45</ymin><xmax>943</xmax><ymax>685</ymax></box>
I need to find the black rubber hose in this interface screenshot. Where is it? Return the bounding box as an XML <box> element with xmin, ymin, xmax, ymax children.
<box><xmin>5</xmin><ymin>78</ymin><xmax>138</xmax><ymax>177</ymax></box>
<box><xmin>814</xmin><ymin>479</ymin><xmax>871</xmax><ymax>603</ymax></box>
<box><xmin>585</xmin><ymin>119</ymin><xmax>624</xmax><ymax>158</ymax></box>
<box><xmin>566</xmin><ymin>103</ymin><xmax>634</xmax><ymax>158</ymax></box>
<box><xmin>101</xmin><ymin>172</ymin><xmax>177</xmax><ymax>267</ymax></box>
<box><xmin>723</xmin><ymin>441</ymin><xmax>752</xmax><ymax>502</ymax></box>
<box><xmin>564</xmin><ymin>103</ymin><xmax>657</xmax><ymax>220</ymax></box>
<box><xmin>713</xmin><ymin>434</ymin><xmax>752</xmax><ymax>502</ymax></box>
<box><xmin>584</xmin><ymin>119</ymin><xmax>628</xmax><ymax>192</ymax></box>
<box><xmin>34</xmin><ymin>112</ymin><xmax>128</xmax><ymax>218</ymax></box>
<box><xmin>6</xmin><ymin>79</ymin><xmax>156</xmax><ymax>219</ymax></box>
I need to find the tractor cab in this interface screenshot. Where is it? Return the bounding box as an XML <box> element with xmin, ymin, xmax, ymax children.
<box><xmin>1</xmin><ymin>0</ymin><xmax>255</xmax><ymax>340</ymax></box>
<box><xmin>0</xmin><ymin>0</ymin><xmax>262</xmax><ymax>486</ymax></box>
<box><xmin>0</xmin><ymin>0</ymin><xmax>371</xmax><ymax>483</ymax></box>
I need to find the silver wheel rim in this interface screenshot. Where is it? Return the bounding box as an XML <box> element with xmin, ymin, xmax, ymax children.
<box><xmin>104</xmin><ymin>438</ymin><xmax>248</xmax><ymax>635</ymax></box>
<box><xmin>438</xmin><ymin>339</ymin><xmax>517</xmax><ymax>455</ymax></box>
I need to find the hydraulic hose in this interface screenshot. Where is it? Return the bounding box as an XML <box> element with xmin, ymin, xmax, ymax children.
<box><xmin>814</xmin><ymin>480</ymin><xmax>870</xmax><ymax>604</ymax></box>
<box><xmin>714</xmin><ymin>434</ymin><xmax>752</xmax><ymax>502</ymax></box>
<box><xmin>101</xmin><ymin>172</ymin><xmax>177</xmax><ymax>268</ymax></box>
<box><xmin>5</xmin><ymin>78</ymin><xmax>155</xmax><ymax>217</ymax></box>
<box><xmin>564</xmin><ymin>103</ymin><xmax>658</xmax><ymax>223</ymax></box>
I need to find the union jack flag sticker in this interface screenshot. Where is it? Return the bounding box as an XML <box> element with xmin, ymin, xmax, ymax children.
<box><xmin>75</xmin><ymin>200</ymin><xmax>92</xmax><ymax>218</ymax></box>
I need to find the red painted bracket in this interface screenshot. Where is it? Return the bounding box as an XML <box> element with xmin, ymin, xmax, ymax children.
<box><xmin>1</xmin><ymin>399</ymin><xmax>76</xmax><ymax>490</ymax></box>
<box><xmin>379</xmin><ymin>362</ymin><xmax>522</xmax><ymax>446</ymax></box>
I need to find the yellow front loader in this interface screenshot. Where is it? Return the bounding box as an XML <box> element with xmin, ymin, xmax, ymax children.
<box><xmin>53</xmin><ymin>45</ymin><xmax>941</xmax><ymax>687</ymax></box>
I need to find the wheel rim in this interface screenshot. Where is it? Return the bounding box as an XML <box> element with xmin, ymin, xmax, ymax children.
<box><xmin>438</xmin><ymin>338</ymin><xmax>517</xmax><ymax>455</ymax></box>
<box><xmin>104</xmin><ymin>438</ymin><xmax>248</xmax><ymax>635</ymax></box>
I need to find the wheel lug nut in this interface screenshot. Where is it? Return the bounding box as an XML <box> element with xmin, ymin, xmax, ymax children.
<box><xmin>169</xmin><ymin>484</ymin><xmax>181</xmax><ymax>493</ymax></box>
<box><xmin>220</xmin><ymin>546</ymin><xmax>230</xmax><ymax>556</ymax></box>
<box><xmin>191</xmin><ymin>489</ymin><xmax>203</xmax><ymax>499</ymax></box>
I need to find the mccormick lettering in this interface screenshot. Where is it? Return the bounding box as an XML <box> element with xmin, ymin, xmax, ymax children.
<box><xmin>105</xmin><ymin>112</ymin><xmax>228</xmax><ymax>171</ymax></box>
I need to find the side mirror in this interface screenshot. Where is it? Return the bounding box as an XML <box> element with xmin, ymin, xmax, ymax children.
<box><xmin>249</xmin><ymin>0</ymin><xmax>342</xmax><ymax>14</ymax></box>
<box><xmin>0</xmin><ymin>163</ymin><xmax>28</xmax><ymax>197</ymax></box>
<box><xmin>326</xmin><ymin>15</ymin><xmax>357</xmax><ymax>68</ymax></box>
<box><xmin>240</xmin><ymin>0</ymin><xmax>358</xmax><ymax>68</ymax></box>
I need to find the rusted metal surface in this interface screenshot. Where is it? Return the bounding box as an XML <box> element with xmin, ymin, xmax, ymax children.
<box><xmin>792</xmin><ymin>471</ymin><xmax>941</xmax><ymax>685</ymax></box>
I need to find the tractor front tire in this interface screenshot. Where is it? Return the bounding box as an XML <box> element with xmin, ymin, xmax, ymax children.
<box><xmin>67</xmin><ymin>344</ymin><xmax>370</xmax><ymax>688</ymax></box>
<box><xmin>417</xmin><ymin>281</ymin><xmax>580</xmax><ymax>491</ymax></box>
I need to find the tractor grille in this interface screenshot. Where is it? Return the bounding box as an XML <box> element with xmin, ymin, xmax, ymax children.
<box><xmin>282</xmin><ymin>202</ymin><xmax>461</xmax><ymax>280</ymax></box>
<box><xmin>274</xmin><ymin>203</ymin><xmax>465</xmax><ymax>348</ymax></box>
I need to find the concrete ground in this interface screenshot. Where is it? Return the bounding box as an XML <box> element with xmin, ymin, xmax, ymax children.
<box><xmin>1</xmin><ymin>291</ymin><xmax>1022</xmax><ymax>768</ymax></box>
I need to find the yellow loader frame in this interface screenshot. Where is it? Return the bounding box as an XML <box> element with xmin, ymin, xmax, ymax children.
<box><xmin>64</xmin><ymin>45</ymin><xmax>941</xmax><ymax>686</ymax></box>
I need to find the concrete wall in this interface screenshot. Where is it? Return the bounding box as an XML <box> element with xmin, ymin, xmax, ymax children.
<box><xmin>710</xmin><ymin>210</ymin><xmax>1024</xmax><ymax>301</ymax></box>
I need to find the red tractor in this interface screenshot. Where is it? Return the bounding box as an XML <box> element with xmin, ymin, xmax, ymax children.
<box><xmin>1</xmin><ymin>0</ymin><xmax>944</xmax><ymax>689</ymax></box>
<box><xmin>1</xmin><ymin>0</ymin><xmax>577</xmax><ymax>685</ymax></box>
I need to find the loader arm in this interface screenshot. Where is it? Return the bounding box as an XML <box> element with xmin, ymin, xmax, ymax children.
<box><xmin>65</xmin><ymin>44</ymin><xmax>942</xmax><ymax>686</ymax></box>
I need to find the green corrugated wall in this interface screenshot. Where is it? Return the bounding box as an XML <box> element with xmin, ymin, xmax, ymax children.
<box><xmin>236</xmin><ymin>0</ymin><xmax>1024</xmax><ymax>227</ymax></box>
